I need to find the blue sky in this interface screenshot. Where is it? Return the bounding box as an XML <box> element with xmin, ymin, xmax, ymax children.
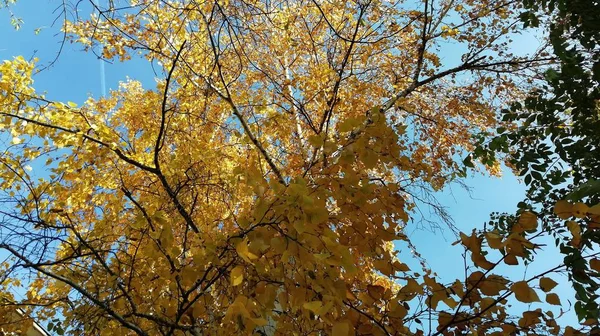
<box><xmin>0</xmin><ymin>1</ymin><xmax>154</xmax><ymax>102</ymax></box>
<box><xmin>0</xmin><ymin>0</ymin><xmax>579</xmax><ymax>331</ymax></box>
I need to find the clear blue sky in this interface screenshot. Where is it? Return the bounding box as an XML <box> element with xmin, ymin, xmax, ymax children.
<box><xmin>0</xmin><ymin>0</ymin><xmax>578</xmax><ymax>331</ymax></box>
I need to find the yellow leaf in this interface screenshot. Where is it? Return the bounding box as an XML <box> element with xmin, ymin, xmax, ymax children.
<box><xmin>511</xmin><ymin>281</ymin><xmax>540</xmax><ymax>303</ymax></box>
<box><xmin>479</xmin><ymin>275</ymin><xmax>508</xmax><ymax>296</ymax></box>
<box><xmin>554</xmin><ymin>200</ymin><xmax>573</xmax><ymax>219</ymax></box>
<box><xmin>393</xmin><ymin>261</ymin><xmax>410</xmax><ymax>272</ymax></box>
<box><xmin>313</xmin><ymin>252</ymin><xmax>330</xmax><ymax>261</ymax></box>
<box><xmin>159</xmin><ymin>225</ymin><xmax>174</xmax><ymax>246</ymax></box>
<box><xmin>566</xmin><ymin>221</ymin><xmax>582</xmax><ymax>248</ymax></box>
<box><xmin>485</xmin><ymin>231</ymin><xmax>503</xmax><ymax>249</ymax></box>
<box><xmin>149</xmin><ymin>227</ymin><xmax>161</xmax><ymax>239</ymax></box>
<box><xmin>403</xmin><ymin>279</ymin><xmax>422</xmax><ymax>293</ymax></box>
<box><xmin>572</xmin><ymin>202</ymin><xmax>589</xmax><ymax>218</ymax></box>
<box><xmin>303</xmin><ymin>301</ymin><xmax>322</xmax><ymax>313</ymax></box>
<box><xmin>467</xmin><ymin>271</ymin><xmax>484</xmax><ymax>288</ymax></box>
<box><xmin>235</xmin><ymin>238</ymin><xmax>258</xmax><ymax>263</ymax></box>
<box><xmin>461</xmin><ymin>231</ymin><xmax>494</xmax><ymax>269</ymax></box>
<box><xmin>317</xmin><ymin>301</ymin><xmax>334</xmax><ymax>316</ymax></box>
<box><xmin>338</xmin><ymin>117</ymin><xmax>360</xmax><ymax>132</ymax></box>
<box><xmin>546</xmin><ymin>293</ymin><xmax>561</xmax><ymax>305</ymax></box>
<box><xmin>230</xmin><ymin>265</ymin><xmax>244</xmax><ymax>286</ymax></box>
<box><xmin>131</xmin><ymin>216</ymin><xmax>145</xmax><ymax>229</ymax></box>
<box><xmin>387</xmin><ymin>300</ymin><xmax>408</xmax><ymax>319</ymax></box>
<box><xmin>223</xmin><ymin>295</ymin><xmax>252</xmax><ymax>324</ymax></box>
<box><xmin>516</xmin><ymin>211</ymin><xmax>537</xmax><ymax>232</ymax></box>
<box><xmin>250</xmin><ymin>317</ymin><xmax>268</xmax><ymax>326</ymax></box>
<box><xmin>294</xmin><ymin>220</ymin><xmax>306</xmax><ymax>234</ymax></box>
<box><xmin>332</xmin><ymin>321</ymin><xmax>350</xmax><ymax>336</ymax></box>
<box><xmin>307</xmin><ymin>134</ymin><xmax>323</xmax><ymax>148</ymax></box>
<box><xmin>192</xmin><ymin>302</ymin><xmax>206</xmax><ymax>318</ymax></box>
<box><xmin>367</xmin><ymin>285</ymin><xmax>386</xmax><ymax>300</ymax></box>
<box><xmin>373</xmin><ymin>259</ymin><xmax>393</xmax><ymax>276</ymax></box>
<box><xmin>539</xmin><ymin>277</ymin><xmax>557</xmax><ymax>292</ymax></box>
<box><xmin>398</xmin><ymin>278</ymin><xmax>422</xmax><ymax>300</ymax></box>
<box><xmin>472</xmin><ymin>253</ymin><xmax>495</xmax><ymax>270</ymax></box>
<box><xmin>588</xmin><ymin>204</ymin><xmax>600</xmax><ymax>215</ymax></box>
<box><xmin>519</xmin><ymin>310</ymin><xmax>542</xmax><ymax>328</ymax></box>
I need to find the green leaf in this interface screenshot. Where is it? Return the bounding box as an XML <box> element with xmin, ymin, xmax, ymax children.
<box><xmin>566</xmin><ymin>179</ymin><xmax>600</xmax><ymax>201</ymax></box>
<box><xmin>463</xmin><ymin>155</ymin><xmax>474</xmax><ymax>168</ymax></box>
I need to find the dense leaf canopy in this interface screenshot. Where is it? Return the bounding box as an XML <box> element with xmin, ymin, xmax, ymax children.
<box><xmin>0</xmin><ymin>0</ymin><xmax>597</xmax><ymax>335</ymax></box>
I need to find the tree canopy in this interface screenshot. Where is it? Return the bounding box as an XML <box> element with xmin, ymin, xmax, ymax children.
<box><xmin>473</xmin><ymin>0</ymin><xmax>600</xmax><ymax>323</ymax></box>
<box><xmin>0</xmin><ymin>0</ymin><xmax>598</xmax><ymax>335</ymax></box>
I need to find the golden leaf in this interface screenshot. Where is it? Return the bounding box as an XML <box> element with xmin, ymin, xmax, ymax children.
<box><xmin>485</xmin><ymin>231</ymin><xmax>503</xmax><ymax>249</ymax></box>
<box><xmin>479</xmin><ymin>275</ymin><xmax>508</xmax><ymax>296</ymax></box>
<box><xmin>249</xmin><ymin>317</ymin><xmax>268</xmax><ymax>327</ymax></box>
<box><xmin>518</xmin><ymin>310</ymin><xmax>542</xmax><ymax>328</ymax></box>
<box><xmin>393</xmin><ymin>261</ymin><xmax>410</xmax><ymax>272</ymax></box>
<box><xmin>0</xmin><ymin>0</ymin><xmax>574</xmax><ymax>333</ymax></box>
<box><xmin>398</xmin><ymin>278</ymin><xmax>423</xmax><ymax>300</ymax></box>
<box><xmin>367</xmin><ymin>285</ymin><xmax>386</xmax><ymax>300</ymax></box>
<box><xmin>539</xmin><ymin>277</ymin><xmax>558</xmax><ymax>292</ymax></box>
<box><xmin>516</xmin><ymin>211</ymin><xmax>537</xmax><ymax>231</ymax></box>
<box><xmin>461</xmin><ymin>231</ymin><xmax>494</xmax><ymax>269</ymax></box>
<box><xmin>572</xmin><ymin>202</ymin><xmax>590</xmax><ymax>219</ymax></box>
<box><xmin>332</xmin><ymin>321</ymin><xmax>351</xmax><ymax>336</ymax></box>
<box><xmin>387</xmin><ymin>300</ymin><xmax>408</xmax><ymax>319</ymax></box>
<box><xmin>511</xmin><ymin>281</ymin><xmax>540</xmax><ymax>303</ymax></box>
<box><xmin>554</xmin><ymin>200</ymin><xmax>573</xmax><ymax>219</ymax></box>
<box><xmin>566</xmin><ymin>221</ymin><xmax>582</xmax><ymax>248</ymax></box>
<box><xmin>472</xmin><ymin>253</ymin><xmax>495</xmax><ymax>270</ymax></box>
<box><xmin>230</xmin><ymin>265</ymin><xmax>244</xmax><ymax>286</ymax></box>
<box><xmin>373</xmin><ymin>259</ymin><xmax>393</xmax><ymax>276</ymax></box>
<box><xmin>235</xmin><ymin>238</ymin><xmax>258</xmax><ymax>263</ymax></box>
<box><xmin>303</xmin><ymin>301</ymin><xmax>322</xmax><ymax>314</ymax></box>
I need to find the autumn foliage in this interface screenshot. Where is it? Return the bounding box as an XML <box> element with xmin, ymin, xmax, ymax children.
<box><xmin>0</xmin><ymin>0</ymin><xmax>598</xmax><ymax>335</ymax></box>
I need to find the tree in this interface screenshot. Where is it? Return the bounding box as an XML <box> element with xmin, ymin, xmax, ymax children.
<box><xmin>0</xmin><ymin>0</ymin><xmax>593</xmax><ymax>335</ymax></box>
<box><xmin>472</xmin><ymin>0</ymin><xmax>600</xmax><ymax>324</ymax></box>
